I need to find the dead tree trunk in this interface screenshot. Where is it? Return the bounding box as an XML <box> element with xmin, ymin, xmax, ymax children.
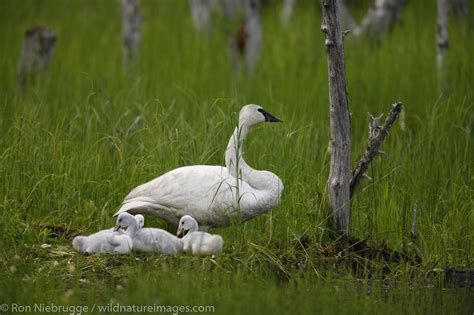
<box><xmin>245</xmin><ymin>0</ymin><xmax>262</xmax><ymax>74</ymax></box>
<box><xmin>354</xmin><ymin>0</ymin><xmax>408</xmax><ymax>40</ymax></box>
<box><xmin>437</xmin><ymin>0</ymin><xmax>449</xmax><ymax>89</ymax></box>
<box><xmin>281</xmin><ymin>0</ymin><xmax>297</xmax><ymax>28</ymax></box>
<box><xmin>189</xmin><ymin>0</ymin><xmax>212</xmax><ymax>32</ymax></box>
<box><xmin>338</xmin><ymin>0</ymin><xmax>358</xmax><ymax>31</ymax></box>
<box><xmin>229</xmin><ymin>20</ymin><xmax>245</xmax><ymax>75</ymax></box>
<box><xmin>120</xmin><ymin>0</ymin><xmax>142</xmax><ymax>70</ymax></box>
<box><xmin>321</xmin><ymin>0</ymin><xmax>351</xmax><ymax>234</ymax></box>
<box><xmin>17</xmin><ymin>26</ymin><xmax>56</xmax><ymax>87</ymax></box>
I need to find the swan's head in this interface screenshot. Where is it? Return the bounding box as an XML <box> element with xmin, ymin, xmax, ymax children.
<box><xmin>176</xmin><ymin>215</ymin><xmax>199</xmax><ymax>237</ymax></box>
<box><xmin>72</xmin><ymin>236</ymin><xmax>86</xmax><ymax>252</ymax></box>
<box><xmin>135</xmin><ymin>214</ymin><xmax>145</xmax><ymax>229</ymax></box>
<box><xmin>115</xmin><ymin>212</ymin><xmax>137</xmax><ymax>231</ymax></box>
<box><xmin>239</xmin><ymin>104</ymin><xmax>283</xmax><ymax>128</ymax></box>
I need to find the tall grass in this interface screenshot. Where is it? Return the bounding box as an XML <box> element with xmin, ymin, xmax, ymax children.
<box><xmin>0</xmin><ymin>0</ymin><xmax>472</xmax><ymax>313</ymax></box>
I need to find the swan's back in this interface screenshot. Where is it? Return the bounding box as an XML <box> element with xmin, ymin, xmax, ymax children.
<box><xmin>118</xmin><ymin>165</ymin><xmax>245</xmax><ymax>224</ymax></box>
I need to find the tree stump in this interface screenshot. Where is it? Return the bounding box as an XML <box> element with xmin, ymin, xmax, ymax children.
<box><xmin>354</xmin><ymin>0</ymin><xmax>408</xmax><ymax>40</ymax></box>
<box><xmin>281</xmin><ymin>0</ymin><xmax>297</xmax><ymax>28</ymax></box>
<box><xmin>120</xmin><ymin>0</ymin><xmax>142</xmax><ymax>70</ymax></box>
<box><xmin>437</xmin><ymin>0</ymin><xmax>449</xmax><ymax>89</ymax></box>
<box><xmin>17</xmin><ymin>26</ymin><xmax>56</xmax><ymax>87</ymax></box>
<box><xmin>244</xmin><ymin>0</ymin><xmax>262</xmax><ymax>74</ymax></box>
<box><xmin>228</xmin><ymin>0</ymin><xmax>261</xmax><ymax>76</ymax></box>
<box><xmin>189</xmin><ymin>0</ymin><xmax>212</xmax><ymax>32</ymax></box>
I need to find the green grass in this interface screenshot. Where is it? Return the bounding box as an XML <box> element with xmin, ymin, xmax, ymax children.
<box><xmin>0</xmin><ymin>0</ymin><xmax>473</xmax><ymax>314</ymax></box>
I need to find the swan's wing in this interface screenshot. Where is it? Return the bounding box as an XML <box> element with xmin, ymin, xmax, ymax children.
<box><xmin>112</xmin><ymin>235</ymin><xmax>133</xmax><ymax>254</ymax></box>
<box><xmin>116</xmin><ymin>165</ymin><xmax>243</xmax><ymax>223</ymax></box>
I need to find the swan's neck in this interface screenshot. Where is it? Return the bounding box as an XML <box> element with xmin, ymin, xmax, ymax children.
<box><xmin>225</xmin><ymin>123</ymin><xmax>283</xmax><ymax>195</ymax></box>
<box><xmin>126</xmin><ymin>220</ymin><xmax>139</xmax><ymax>237</ymax></box>
<box><xmin>225</xmin><ymin>124</ymin><xmax>251</xmax><ymax>179</ymax></box>
<box><xmin>189</xmin><ymin>222</ymin><xmax>199</xmax><ymax>233</ymax></box>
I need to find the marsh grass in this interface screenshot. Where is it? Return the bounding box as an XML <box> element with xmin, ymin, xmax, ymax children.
<box><xmin>0</xmin><ymin>0</ymin><xmax>472</xmax><ymax>313</ymax></box>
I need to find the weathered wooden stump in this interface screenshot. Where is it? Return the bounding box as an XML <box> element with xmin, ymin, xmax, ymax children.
<box><xmin>189</xmin><ymin>0</ymin><xmax>212</xmax><ymax>32</ymax></box>
<box><xmin>17</xmin><ymin>26</ymin><xmax>56</xmax><ymax>87</ymax></box>
<box><xmin>228</xmin><ymin>0</ymin><xmax>261</xmax><ymax>76</ymax></box>
<box><xmin>437</xmin><ymin>0</ymin><xmax>449</xmax><ymax>90</ymax></box>
<box><xmin>354</xmin><ymin>0</ymin><xmax>408</xmax><ymax>40</ymax></box>
<box><xmin>281</xmin><ymin>0</ymin><xmax>297</xmax><ymax>28</ymax></box>
<box><xmin>120</xmin><ymin>0</ymin><xmax>142</xmax><ymax>70</ymax></box>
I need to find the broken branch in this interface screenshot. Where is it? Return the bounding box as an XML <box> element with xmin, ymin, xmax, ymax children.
<box><xmin>350</xmin><ymin>102</ymin><xmax>402</xmax><ymax>197</ymax></box>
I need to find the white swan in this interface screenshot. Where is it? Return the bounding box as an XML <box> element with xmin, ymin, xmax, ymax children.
<box><xmin>72</xmin><ymin>229</ymin><xmax>132</xmax><ymax>255</ymax></box>
<box><xmin>114</xmin><ymin>104</ymin><xmax>284</xmax><ymax>228</ymax></box>
<box><xmin>116</xmin><ymin>212</ymin><xmax>183</xmax><ymax>254</ymax></box>
<box><xmin>177</xmin><ymin>215</ymin><xmax>223</xmax><ymax>255</ymax></box>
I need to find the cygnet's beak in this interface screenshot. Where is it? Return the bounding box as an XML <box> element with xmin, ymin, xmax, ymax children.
<box><xmin>176</xmin><ymin>228</ymin><xmax>183</xmax><ymax>238</ymax></box>
<box><xmin>113</xmin><ymin>225</ymin><xmax>121</xmax><ymax>232</ymax></box>
<box><xmin>258</xmin><ymin>108</ymin><xmax>283</xmax><ymax>123</ymax></box>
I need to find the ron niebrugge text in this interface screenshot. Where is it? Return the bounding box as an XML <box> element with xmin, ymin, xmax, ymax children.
<box><xmin>4</xmin><ymin>303</ymin><xmax>215</xmax><ymax>314</ymax></box>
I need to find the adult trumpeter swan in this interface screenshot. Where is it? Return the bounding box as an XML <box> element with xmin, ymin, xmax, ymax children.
<box><xmin>177</xmin><ymin>215</ymin><xmax>223</xmax><ymax>255</ymax></box>
<box><xmin>115</xmin><ymin>104</ymin><xmax>284</xmax><ymax>228</ymax></box>
<box><xmin>116</xmin><ymin>212</ymin><xmax>183</xmax><ymax>254</ymax></box>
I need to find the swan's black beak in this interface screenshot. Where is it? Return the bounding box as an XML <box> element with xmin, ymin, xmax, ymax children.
<box><xmin>258</xmin><ymin>108</ymin><xmax>283</xmax><ymax>123</ymax></box>
<box><xmin>176</xmin><ymin>228</ymin><xmax>189</xmax><ymax>238</ymax></box>
<box><xmin>114</xmin><ymin>225</ymin><xmax>121</xmax><ymax>232</ymax></box>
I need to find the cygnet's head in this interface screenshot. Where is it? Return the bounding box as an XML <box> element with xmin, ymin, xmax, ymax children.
<box><xmin>135</xmin><ymin>214</ymin><xmax>145</xmax><ymax>229</ymax></box>
<box><xmin>176</xmin><ymin>215</ymin><xmax>199</xmax><ymax>238</ymax></box>
<box><xmin>115</xmin><ymin>212</ymin><xmax>137</xmax><ymax>231</ymax></box>
<box><xmin>72</xmin><ymin>236</ymin><xmax>86</xmax><ymax>252</ymax></box>
<box><xmin>239</xmin><ymin>104</ymin><xmax>283</xmax><ymax>128</ymax></box>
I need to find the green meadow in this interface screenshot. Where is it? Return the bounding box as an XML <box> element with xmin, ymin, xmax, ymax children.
<box><xmin>0</xmin><ymin>0</ymin><xmax>472</xmax><ymax>314</ymax></box>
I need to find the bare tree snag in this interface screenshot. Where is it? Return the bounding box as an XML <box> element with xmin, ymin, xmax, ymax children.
<box><xmin>350</xmin><ymin>102</ymin><xmax>402</xmax><ymax>197</ymax></box>
<box><xmin>321</xmin><ymin>0</ymin><xmax>351</xmax><ymax>234</ymax></box>
<box><xmin>354</xmin><ymin>0</ymin><xmax>408</xmax><ymax>40</ymax></box>
<box><xmin>190</xmin><ymin>0</ymin><xmax>212</xmax><ymax>32</ymax></box>
<box><xmin>245</xmin><ymin>0</ymin><xmax>262</xmax><ymax>74</ymax></box>
<box><xmin>120</xmin><ymin>0</ymin><xmax>142</xmax><ymax>70</ymax></box>
<box><xmin>338</xmin><ymin>0</ymin><xmax>358</xmax><ymax>31</ymax></box>
<box><xmin>229</xmin><ymin>0</ymin><xmax>261</xmax><ymax>75</ymax></box>
<box><xmin>437</xmin><ymin>0</ymin><xmax>449</xmax><ymax>89</ymax></box>
<box><xmin>17</xmin><ymin>26</ymin><xmax>56</xmax><ymax>87</ymax></box>
<box><xmin>281</xmin><ymin>0</ymin><xmax>297</xmax><ymax>28</ymax></box>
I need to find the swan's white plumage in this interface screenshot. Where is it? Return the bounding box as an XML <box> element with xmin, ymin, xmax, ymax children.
<box><xmin>117</xmin><ymin>213</ymin><xmax>183</xmax><ymax>254</ymax></box>
<box><xmin>72</xmin><ymin>229</ymin><xmax>132</xmax><ymax>255</ymax></box>
<box><xmin>72</xmin><ymin>215</ymin><xmax>142</xmax><ymax>255</ymax></box>
<box><xmin>177</xmin><ymin>215</ymin><xmax>223</xmax><ymax>255</ymax></box>
<box><xmin>115</xmin><ymin>104</ymin><xmax>284</xmax><ymax>227</ymax></box>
